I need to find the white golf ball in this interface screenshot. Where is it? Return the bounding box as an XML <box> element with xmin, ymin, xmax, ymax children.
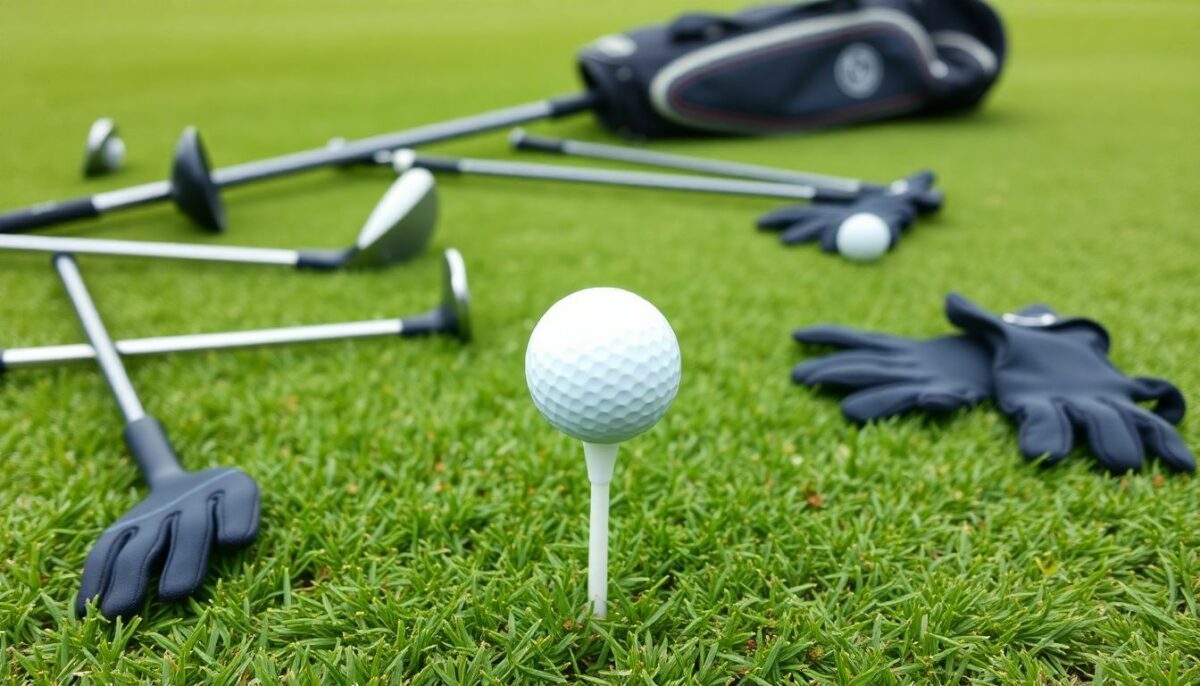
<box><xmin>836</xmin><ymin>213</ymin><xmax>891</xmax><ymax>262</ymax></box>
<box><xmin>526</xmin><ymin>288</ymin><xmax>681</xmax><ymax>444</ymax></box>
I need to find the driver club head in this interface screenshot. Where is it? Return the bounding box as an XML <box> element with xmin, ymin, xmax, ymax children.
<box><xmin>170</xmin><ymin>127</ymin><xmax>226</xmax><ymax>232</ymax></box>
<box><xmin>83</xmin><ymin>118</ymin><xmax>124</xmax><ymax>177</ymax></box>
<box><xmin>343</xmin><ymin>168</ymin><xmax>438</xmax><ymax>268</ymax></box>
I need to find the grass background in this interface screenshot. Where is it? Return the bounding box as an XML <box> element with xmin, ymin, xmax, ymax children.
<box><xmin>1</xmin><ymin>0</ymin><xmax>1198</xmax><ymax>683</ymax></box>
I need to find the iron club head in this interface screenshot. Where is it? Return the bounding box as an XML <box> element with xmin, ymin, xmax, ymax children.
<box><xmin>294</xmin><ymin>168</ymin><xmax>438</xmax><ymax>270</ymax></box>
<box><xmin>399</xmin><ymin>248</ymin><xmax>471</xmax><ymax>342</ymax></box>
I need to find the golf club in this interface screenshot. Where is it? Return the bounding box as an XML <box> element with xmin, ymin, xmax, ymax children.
<box><xmin>0</xmin><ymin>169</ymin><xmax>437</xmax><ymax>269</ymax></box>
<box><xmin>509</xmin><ymin>129</ymin><xmax>943</xmax><ymax>212</ymax></box>
<box><xmin>387</xmin><ymin>150</ymin><xmax>854</xmax><ymax>202</ymax></box>
<box><xmin>2</xmin><ymin>249</ymin><xmax>469</xmax><ymax>373</ymax></box>
<box><xmin>54</xmin><ymin>254</ymin><xmax>261</xmax><ymax>619</ymax></box>
<box><xmin>0</xmin><ymin>94</ymin><xmax>597</xmax><ymax>234</ymax></box>
<box><xmin>83</xmin><ymin>118</ymin><xmax>125</xmax><ymax>178</ymax></box>
<box><xmin>4</xmin><ymin>127</ymin><xmax>224</xmax><ymax>234</ymax></box>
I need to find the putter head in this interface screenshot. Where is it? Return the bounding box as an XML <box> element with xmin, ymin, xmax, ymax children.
<box><xmin>170</xmin><ymin>126</ymin><xmax>226</xmax><ymax>232</ymax></box>
<box><xmin>83</xmin><ymin>118</ymin><xmax>124</xmax><ymax>177</ymax></box>
<box><xmin>400</xmin><ymin>248</ymin><xmax>471</xmax><ymax>341</ymax></box>
<box><xmin>343</xmin><ymin>168</ymin><xmax>438</xmax><ymax>268</ymax></box>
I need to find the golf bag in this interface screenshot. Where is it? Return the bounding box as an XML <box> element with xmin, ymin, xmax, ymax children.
<box><xmin>579</xmin><ymin>0</ymin><xmax>1006</xmax><ymax>138</ymax></box>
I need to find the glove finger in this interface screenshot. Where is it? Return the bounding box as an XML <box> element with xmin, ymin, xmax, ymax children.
<box><xmin>1124</xmin><ymin>405</ymin><xmax>1196</xmax><ymax>472</ymax></box>
<box><xmin>793</xmin><ymin>325</ymin><xmax>903</xmax><ymax>351</ymax></box>
<box><xmin>793</xmin><ymin>351</ymin><xmax>908</xmax><ymax>386</ymax></box>
<box><xmin>213</xmin><ymin>471</ymin><xmax>261</xmax><ymax>547</ymax></box>
<box><xmin>841</xmin><ymin>383</ymin><xmax>923</xmax><ymax>421</ymax></box>
<box><xmin>757</xmin><ymin>204</ymin><xmax>836</xmax><ymax>228</ymax></box>
<box><xmin>1129</xmin><ymin>376</ymin><xmax>1186</xmax><ymax>424</ymax></box>
<box><xmin>158</xmin><ymin>502</ymin><xmax>214</xmax><ymax>600</ymax></box>
<box><xmin>75</xmin><ymin>526</ymin><xmax>134</xmax><ymax>617</ymax></box>
<box><xmin>1011</xmin><ymin>397</ymin><xmax>1073</xmax><ymax>463</ymax></box>
<box><xmin>99</xmin><ymin>522</ymin><xmax>172</xmax><ymax>618</ymax></box>
<box><xmin>801</xmin><ymin>360</ymin><xmax>922</xmax><ymax>388</ymax></box>
<box><xmin>819</xmin><ymin>222</ymin><xmax>842</xmax><ymax>252</ymax></box>
<box><xmin>944</xmin><ymin>293</ymin><xmax>1005</xmax><ymax>342</ymax></box>
<box><xmin>1065</xmin><ymin>399</ymin><xmax>1144</xmax><ymax>473</ymax></box>
<box><xmin>780</xmin><ymin>218</ymin><xmax>834</xmax><ymax>245</ymax></box>
<box><xmin>915</xmin><ymin>385</ymin><xmax>987</xmax><ymax>413</ymax></box>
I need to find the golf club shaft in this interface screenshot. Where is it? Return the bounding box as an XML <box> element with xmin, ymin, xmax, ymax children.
<box><xmin>53</xmin><ymin>255</ymin><xmax>146</xmax><ymax>422</ymax></box>
<box><xmin>405</xmin><ymin>154</ymin><xmax>852</xmax><ymax>201</ymax></box>
<box><xmin>0</xmin><ymin>233</ymin><xmax>300</xmax><ymax>266</ymax></box>
<box><xmin>0</xmin><ymin>93</ymin><xmax>596</xmax><ymax>234</ymax></box>
<box><xmin>1</xmin><ymin>319</ymin><xmax>409</xmax><ymax>369</ymax></box>
<box><xmin>217</xmin><ymin>93</ymin><xmax>597</xmax><ymax>186</ymax></box>
<box><xmin>511</xmin><ymin>130</ymin><xmax>873</xmax><ymax>194</ymax></box>
<box><xmin>0</xmin><ymin>181</ymin><xmax>171</xmax><ymax>233</ymax></box>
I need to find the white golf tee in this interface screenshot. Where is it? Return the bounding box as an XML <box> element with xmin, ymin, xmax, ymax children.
<box><xmin>583</xmin><ymin>442</ymin><xmax>619</xmax><ymax>619</ymax></box>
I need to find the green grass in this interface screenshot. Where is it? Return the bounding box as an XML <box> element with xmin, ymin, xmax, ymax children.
<box><xmin>1</xmin><ymin>0</ymin><xmax>1198</xmax><ymax>683</ymax></box>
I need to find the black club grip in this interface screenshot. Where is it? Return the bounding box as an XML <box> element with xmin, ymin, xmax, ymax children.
<box><xmin>510</xmin><ymin>130</ymin><xmax>567</xmax><ymax>154</ymax></box>
<box><xmin>123</xmin><ymin>416</ymin><xmax>185</xmax><ymax>485</ymax></box>
<box><xmin>0</xmin><ymin>198</ymin><xmax>99</xmax><ymax>233</ymax></box>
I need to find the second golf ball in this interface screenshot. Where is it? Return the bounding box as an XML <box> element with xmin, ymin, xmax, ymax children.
<box><xmin>526</xmin><ymin>288</ymin><xmax>681</xmax><ymax>444</ymax></box>
<box><xmin>836</xmin><ymin>213</ymin><xmax>892</xmax><ymax>262</ymax></box>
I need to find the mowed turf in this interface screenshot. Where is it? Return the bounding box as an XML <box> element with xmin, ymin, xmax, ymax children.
<box><xmin>1</xmin><ymin>0</ymin><xmax>1198</xmax><ymax>683</ymax></box>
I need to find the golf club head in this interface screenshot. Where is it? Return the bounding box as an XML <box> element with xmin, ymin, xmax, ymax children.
<box><xmin>75</xmin><ymin>464</ymin><xmax>260</xmax><ymax>618</ymax></box>
<box><xmin>170</xmin><ymin>127</ymin><xmax>226</xmax><ymax>232</ymax></box>
<box><xmin>343</xmin><ymin>168</ymin><xmax>438</xmax><ymax>268</ymax></box>
<box><xmin>440</xmin><ymin>248</ymin><xmax>471</xmax><ymax>342</ymax></box>
<box><xmin>83</xmin><ymin>118</ymin><xmax>124</xmax><ymax>177</ymax></box>
<box><xmin>400</xmin><ymin>248</ymin><xmax>471</xmax><ymax>341</ymax></box>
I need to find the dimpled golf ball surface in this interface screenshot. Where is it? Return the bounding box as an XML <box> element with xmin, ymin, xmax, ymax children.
<box><xmin>836</xmin><ymin>212</ymin><xmax>891</xmax><ymax>262</ymax></box>
<box><xmin>526</xmin><ymin>288</ymin><xmax>681</xmax><ymax>444</ymax></box>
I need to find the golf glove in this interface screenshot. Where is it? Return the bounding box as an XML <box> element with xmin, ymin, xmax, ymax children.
<box><xmin>791</xmin><ymin>302</ymin><xmax>1054</xmax><ymax>421</ymax></box>
<box><xmin>946</xmin><ymin>294</ymin><xmax>1194</xmax><ymax>473</ymax></box>
<box><xmin>757</xmin><ymin>172</ymin><xmax>940</xmax><ymax>250</ymax></box>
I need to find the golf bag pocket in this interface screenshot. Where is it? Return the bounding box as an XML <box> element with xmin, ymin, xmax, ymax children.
<box><xmin>579</xmin><ymin>1</ymin><xmax>1005</xmax><ymax>138</ymax></box>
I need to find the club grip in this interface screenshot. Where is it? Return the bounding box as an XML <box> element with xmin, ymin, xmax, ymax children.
<box><xmin>547</xmin><ymin>91</ymin><xmax>599</xmax><ymax>118</ymax></box>
<box><xmin>0</xmin><ymin>198</ymin><xmax>99</xmax><ymax>233</ymax></box>
<box><xmin>408</xmin><ymin>155</ymin><xmax>463</xmax><ymax>174</ymax></box>
<box><xmin>124</xmin><ymin>416</ymin><xmax>185</xmax><ymax>484</ymax></box>
<box><xmin>510</xmin><ymin>130</ymin><xmax>566</xmax><ymax>154</ymax></box>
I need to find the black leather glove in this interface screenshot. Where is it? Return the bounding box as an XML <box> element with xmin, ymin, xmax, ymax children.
<box><xmin>76</xmin><ymin>461</ymin><xmax>260</xmax><ymax>618</ymax></box>
<box><xmin>792</xmin><ymin>303</ymin><xmax>1054</xmax><ymax>421</ymax></box>
<box><xmin>757</xmin><ymin>172</ymin><xmax>941</xmax><ymax>250</ymax></box>
<box><xmin>946</xmin><ymin>293</ymin><xmax>1193</xmax><ymax>472</ymax></box>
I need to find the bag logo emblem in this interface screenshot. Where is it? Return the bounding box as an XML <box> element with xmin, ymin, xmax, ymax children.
<box><xmin>835</xmin><ymin>43</ymin><xmax>884</xmax><ymax>99</ymax></box>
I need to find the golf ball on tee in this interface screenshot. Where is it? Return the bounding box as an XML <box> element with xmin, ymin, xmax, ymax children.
<box><xmin>526</xmin><ymin>288</ymin><xmax>681</xmax><ymax>444</ymax></box>
<box><xmin>836</xmin><ymin>212</ymin><xmax>891</xmax><ymax>262</ymax></box>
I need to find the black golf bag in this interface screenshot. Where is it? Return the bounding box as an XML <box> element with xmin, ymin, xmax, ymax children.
<box><xmin>579</xmin><ymin>0</ymin><xmax>1006</xmax><ymax>138</ymax></box>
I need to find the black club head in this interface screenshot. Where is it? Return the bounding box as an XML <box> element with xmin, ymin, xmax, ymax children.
<box><xmin>170</xmin><ymin>127</ymin><xmax>226</xmax><ymax>232</ymax></box>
